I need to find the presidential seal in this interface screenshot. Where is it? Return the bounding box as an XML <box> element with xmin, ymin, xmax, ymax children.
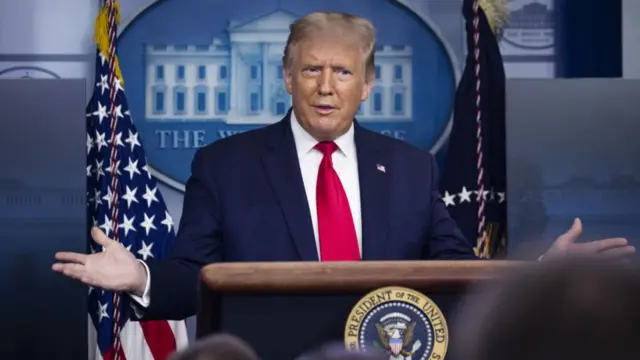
<box><xmin>345</xmin><ymin>287</ymin><xmax>448</xmax><ymax>360</ymax></box>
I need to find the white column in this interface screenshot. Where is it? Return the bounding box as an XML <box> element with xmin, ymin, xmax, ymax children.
<box><xmin>230</xmin><ymin>46</ymin><xmax>239</xmax><ymax>114</ymax></box>
<box><xmin>261</xmin><ymin>43</ymin><xmax>269</xmax><ymax>115</ymax></box>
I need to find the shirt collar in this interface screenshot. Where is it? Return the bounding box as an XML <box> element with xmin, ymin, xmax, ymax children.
<box><xmin>290</xmin><ymin>109</ymin><xmax>356</xmax><ymax>158</ymax></box>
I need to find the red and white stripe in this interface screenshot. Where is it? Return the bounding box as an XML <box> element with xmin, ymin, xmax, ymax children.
<box><xmin>89</xmin><ymin>316</ymin><xmax>190</xmax><ymax>360</ymax></box>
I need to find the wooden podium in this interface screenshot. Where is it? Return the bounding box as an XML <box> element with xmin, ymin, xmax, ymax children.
<box><xmin>196</xmin><ymin>260</ymin><xmax>522</xmax><ymax>359</ymax></box>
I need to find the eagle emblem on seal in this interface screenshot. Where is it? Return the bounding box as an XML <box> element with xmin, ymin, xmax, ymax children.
<box><xmin>374</xmin><ymin>312</ymin><xmax>422</xmax><ymax>360</ymax></box>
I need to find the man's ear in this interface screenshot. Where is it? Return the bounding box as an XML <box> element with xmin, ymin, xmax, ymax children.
<box><xmin>283</xmin><ymin>62</ymin><xmax>293</xmax><ymax>95</ymax></box>
<box><xmin>360</xmin><ymin>78</ymin><xmax>374</xmax><ymax>101</ymax></box>
<box><xmin>360</xmin><ymin>66</ymin><xmax>375</xmax><ymax>101</ymax></box>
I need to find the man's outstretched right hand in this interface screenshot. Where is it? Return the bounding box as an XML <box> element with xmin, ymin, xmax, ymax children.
<box><xmin>52</xmin><ymin>226</ymin><xmax>147</xmax><ymax>296</ymax></box>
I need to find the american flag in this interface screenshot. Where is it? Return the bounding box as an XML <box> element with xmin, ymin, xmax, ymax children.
<box><xmin>86</xmin><ymin>1</ymin><xmax>189</xmax><ymax>359</ymax></box>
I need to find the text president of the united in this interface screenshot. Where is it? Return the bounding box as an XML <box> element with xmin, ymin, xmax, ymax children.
<box><xmin>52</xmin><ymin>12</ymin><xmax>634</xmax><ymax>321</ymax></box>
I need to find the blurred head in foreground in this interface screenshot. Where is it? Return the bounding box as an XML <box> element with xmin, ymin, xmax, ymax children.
<box><xmin>296</xmin><ymin>342</ymin><xmax>387</xmax><ymax>360</ymax></box>
<box><xmin>168</xmin><ymin>333</ymin><xmax>260</xmax><ymax>360</ymax></box>
<box><xmin>452</xmin><ymin>260</ymin><xmax>640</xmax><ymax>360</ymax></box>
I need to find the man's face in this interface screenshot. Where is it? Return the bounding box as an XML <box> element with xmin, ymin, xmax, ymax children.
<box><xmin>284</xmin><ymin>35</ymin><xmax>373</xmax><ymax>141</ymax></box>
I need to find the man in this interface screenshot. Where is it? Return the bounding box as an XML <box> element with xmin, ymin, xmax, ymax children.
<box><xmin>52</xmin><ymin>12</ymin><xmax>633</xmax><ymax>321</ymax></box>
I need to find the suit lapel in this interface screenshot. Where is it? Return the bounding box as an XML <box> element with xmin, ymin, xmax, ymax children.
<box><xmin>261</xmin><ymin>113</ymin><xmax>318</xmax><ymax>261</ymax></box>
<box><xmin>355</xmin><ymin>123</ymin><xmax>391</xmax><ymax>260</ymax></box>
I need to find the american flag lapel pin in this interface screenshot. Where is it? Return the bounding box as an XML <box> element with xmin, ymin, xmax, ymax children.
<box><xmin>376</xmin><ymin>164</ymin><xmax>386</xmax><ymax>173</ymax></box>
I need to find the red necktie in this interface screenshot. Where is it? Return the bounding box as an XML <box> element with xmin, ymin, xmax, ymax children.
<box><xmin>315</xmin><ymin>141</ymin><xmax>360</xmax><ymax>261</ymax></box>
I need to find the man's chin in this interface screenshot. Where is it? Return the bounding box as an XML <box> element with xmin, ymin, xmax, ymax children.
<box><xmin>311</xmin><ymin>123</ymin><xmax>351</xmax><ymax>141</ymax></box>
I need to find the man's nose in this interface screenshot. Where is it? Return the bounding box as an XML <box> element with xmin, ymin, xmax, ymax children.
<box><xmin>316</xmin><ymin>69</ymin><xmax>334</xmax><ymax>96</ymax></box>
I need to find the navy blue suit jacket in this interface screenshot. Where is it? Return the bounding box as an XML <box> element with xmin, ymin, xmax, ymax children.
<box><xmin>141</xmin><ymin>111</ymin><xmax>476</xmax><ymax>320</ymax></box>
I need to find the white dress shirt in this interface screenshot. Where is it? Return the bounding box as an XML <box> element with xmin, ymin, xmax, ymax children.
<box><xmin>129</xmin><ymin>112</ymin><xmax>363</xmax><ymax>309</ymax></box>
<box><xmin>289</xmin><ymin>111</ymin><xmax>363</xmax><ymax>258</ymax></box>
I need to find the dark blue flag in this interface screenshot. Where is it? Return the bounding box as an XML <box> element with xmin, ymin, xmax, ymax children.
<box><xmin>439</xmin><ymin>0</ymin><xmax>508</xmax><ymax>258</ymax></box>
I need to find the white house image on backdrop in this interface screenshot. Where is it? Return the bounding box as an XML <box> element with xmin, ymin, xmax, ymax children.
<box><xmin>144</xmin><ymin>10</ymin><xmax>413</xmax><ymax>124</ymax></box>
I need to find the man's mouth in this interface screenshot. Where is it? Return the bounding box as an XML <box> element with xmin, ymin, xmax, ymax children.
<box><xmin>313</xmin><ymin>105</ymin><xmax>337</xmax><ymax>114</ymax></box>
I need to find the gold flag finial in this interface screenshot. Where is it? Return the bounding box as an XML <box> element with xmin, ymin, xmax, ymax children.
<box><xmin>93</xmin><ymin>0</ymin><xmax>123</xmax><ymax>84</ymax></box>
<box><xmin>478</xmin><ymin>0</ymin><xmax>510</xmax><ymax>35</ymax></box>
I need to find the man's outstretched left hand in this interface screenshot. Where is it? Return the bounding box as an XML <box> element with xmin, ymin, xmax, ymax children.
<box><xmin>542</xmin><ymin>218</ymin><xmax>635</xmax><ymax>261</ymax></box>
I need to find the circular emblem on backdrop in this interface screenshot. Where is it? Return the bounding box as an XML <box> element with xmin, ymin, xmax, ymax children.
<box><xmin>344</xmin><ymin>286</ymin><xmax>448</xmax><ymax>360</ymax></box>
<box><xmin>0</xmin><ymin>66</ymin><xmax>60</xmax><ymax>79</ymax></box>
<box><xmin>502</xmin><ymin>0</ymin><xmax>555</xmax><ymax>50</ymax></box>
<box><xmin>117</xmin><ymin>0</ymin><xmax>459</xmax><ymax>192</ymax></box>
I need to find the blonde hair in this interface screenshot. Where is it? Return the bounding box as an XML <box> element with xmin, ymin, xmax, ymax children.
<box><xmin>282</xmin><ymin>12</ymin><xmax>376</xmax><ymax>80</ymax></box>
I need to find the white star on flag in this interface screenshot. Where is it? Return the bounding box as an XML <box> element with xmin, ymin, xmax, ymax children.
<box><xmin>442</xmin><ymin>187</ymin><xmax>506</xmax><ymax>207</ymax></box>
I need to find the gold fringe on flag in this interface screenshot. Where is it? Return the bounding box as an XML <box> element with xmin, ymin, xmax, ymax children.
<box><xmin>474</xmin><ymin>232</ymin><xmax>490</xmax><ymax>259</ymax></box>
<box><xmin>474</xmin><ymin>222</ymin><xmax>506</xmax><ymax>259</ymax></box>
<box><xmin>478</xmin><ymin>0</ymin><xmax>510</xmax><ymax>35</ymax></box>
<box><xmin>94</xmin><ymin>0</ymin><xmax>124</xmax><ymax>85</ymax></box>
